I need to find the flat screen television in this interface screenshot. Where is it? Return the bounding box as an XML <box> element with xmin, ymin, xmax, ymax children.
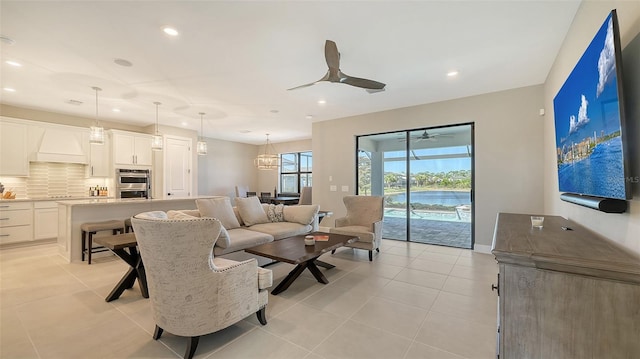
<box><xmin>553</xmin><ymin>10</ymin><xmax>631</xmax><ymax>205</ymax></box>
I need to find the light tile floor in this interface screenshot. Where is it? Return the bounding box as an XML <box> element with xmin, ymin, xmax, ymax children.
<box><xmin>1</xmin><ymin>240</ymin><xmax>499</xmax><ymax>359</ymax></box>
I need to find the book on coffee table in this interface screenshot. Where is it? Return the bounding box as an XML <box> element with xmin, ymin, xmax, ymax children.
<box><xmin>313</xmin><ymin>234</ymin><xmax>330</xmax><ymax>241</ymax></box>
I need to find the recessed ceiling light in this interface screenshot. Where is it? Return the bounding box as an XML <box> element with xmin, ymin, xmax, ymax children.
<box><xmin>163</xmin><ymin>27</ymin><xmax>179</xmax><ymax>36</ymax></box>
<box><xmin>114</xmin><ymin>58</ymin><xmax>133</xmax><ymax>67</ymax></box>
<box><xmin>317</xmin><ymin>99</ymin><xmax>326</xmax><ymax>105</ymax></box>
<box><xmin>5</xmin><ymin>60</ymin><xmax>22</xmax><ymax>67</ymax></box>
<box><xmin>270</xmin><ymin>109</ymin><xmax>279</xmax><ymax>114</ymax></box>
<box><xmin>112</xmin><ymin>108</ymin><xmax>121</xmax><ymax>112</ymax></box>
<box><xmin>447</xmin><ymin>71</ymin><xmax>459</xmax><ymax>77</ymax></box>
<box><xmin>181</xmin><ymin>122</ymin><xmax>188</xmax><ymax>126</ymax></box>
<box><xmin>305</xmin><ymin>115</ymin><xmax>313</xmax><ymax>120</ymax></box>
<box><xmin>3</xmin><ymin>87</ymin><xmax>16</xmax><ymax>92</ymax></box>
<box><xmin>240</xmin><ymin>130</ymin><xmax>251</xmax><ymax>134</ymax></box>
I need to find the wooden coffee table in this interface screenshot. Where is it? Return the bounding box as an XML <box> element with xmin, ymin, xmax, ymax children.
<box><xmin>245</xmin><ymin>232</ymin><xmax>357</xmax><ymax>295</ymax></box>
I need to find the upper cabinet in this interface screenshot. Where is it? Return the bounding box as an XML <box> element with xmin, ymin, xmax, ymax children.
<box><xmin>0</xmin><ymin>120</ymin><xmax>29</xmax><ymax>176</ymax></box>
<box><xmin>112</xmin><ymin>130</ymin><xmax>153</xmax><ymax>167</ymax></box>
<box><xmin>86</xmin><ymin>137</ymin><xmax>111</xmax><ymax>177</ymax></box>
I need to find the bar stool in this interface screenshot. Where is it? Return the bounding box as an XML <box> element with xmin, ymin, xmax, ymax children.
<box><xmin>81</xmin><ymin>220</ymin><xmax>125</xmax><ymax>264</ymax></box>
<box><xmin>124</xmin><ymin>218</ymin><xmax>133</xmax><ymax>233</ymax></box>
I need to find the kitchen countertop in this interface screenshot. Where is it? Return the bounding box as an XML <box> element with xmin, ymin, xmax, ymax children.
<box><xmin>57</xmin><ymin>196</ymin><xmax>221</xmax><ymax>207</ymax></box>
<box><xmin>1</xmin><ymin>197</ymin><xmax>115</xmax><ymax>203</ymax></box>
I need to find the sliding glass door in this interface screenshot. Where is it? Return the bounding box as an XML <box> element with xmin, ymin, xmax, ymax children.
<box><xmin>357</xmin><ymin>123</ymin><xmax>474</xmax><ymax>249</ymax></box>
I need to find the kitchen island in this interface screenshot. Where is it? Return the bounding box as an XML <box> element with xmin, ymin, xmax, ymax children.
<box><xmin>57</xmin><ymin>196</ymin><xmax>220</xmax><ymax>262</ymax></box>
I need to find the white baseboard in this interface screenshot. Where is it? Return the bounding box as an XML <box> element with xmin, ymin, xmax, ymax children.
<box><xmin>474</xmin><ymin>244</ymin><xmax>492</xmax><ymax>254</ymax></box>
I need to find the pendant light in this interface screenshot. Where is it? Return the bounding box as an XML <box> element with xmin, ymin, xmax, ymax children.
<box><xmin>197</xmin><ymin>112</ymin><xmax>208</xmax><ymax>155</ymax></box>
<box><xmin>254</xmin><ymin>133</ymin><xmax>279</xmax><ymax>170</ymax></box>
<box><xmin>89</xmin><ymin>86</ymin><xmax>104</xmax><ymax>144</ymax></box>
<box><xmin>151</xmin><ymin>101</ymin><xmax>163</xmax><ymax>151</ymax></box>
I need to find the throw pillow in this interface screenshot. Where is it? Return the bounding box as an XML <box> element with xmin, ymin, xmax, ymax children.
<box><xmin>283</xmin><ymin>204</ymin><xmax>320</xmax><ymax>225</ymax></box>
<box><xmin>167</xmin><ymin>210</ymin><xmax>196</xmax><ymax>220</ymax></box>
<box><xmin>266</xmin><ymin>204</ymin><xmax>285</xmax><ymax>222</ymax></box>
<box><xmin>235</xmin><ymin>196</ymin><xmax>269</xmax><ymax>226</ymax></box>
<box><xmin>196</xmin><ymin>197</ymin><xmax>240</xmax><ymax>229</ymax></box>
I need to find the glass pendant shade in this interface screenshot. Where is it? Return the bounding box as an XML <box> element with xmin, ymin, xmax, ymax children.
<box><xmin>197</xmin><ymin>112</ymin><xmax>207</xmax><ymax>155</ymax></box>
<box><xmin>254</xmin><ymin>134</ymin><xmax>279</xmax><ymax>170</ymax></box>
<box><xmin>197</xmin><ymin>140</ymin><xmax>208</xmax><ymax>155</ymax></box>
<box><xmin>151</xmin><ymin>102</ymin><xmax>163</xmax><ymax>151</ymax></box>
<box><xmin>89</xmin><ymin>86</ymin><xmax>104</xmax><ymax>145</ymax></box>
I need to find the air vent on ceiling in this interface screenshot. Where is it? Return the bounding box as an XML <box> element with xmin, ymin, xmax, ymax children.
<box><xmin>67</xmin><ymin>99</ymin><xmax>83</xmax><ymax>105</ymax></box>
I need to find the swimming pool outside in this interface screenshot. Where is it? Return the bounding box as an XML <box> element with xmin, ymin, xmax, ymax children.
<box><xmin>384</xmin><ymin>208</ymin><xmax>470</xmax><ymax>222</ymax></box>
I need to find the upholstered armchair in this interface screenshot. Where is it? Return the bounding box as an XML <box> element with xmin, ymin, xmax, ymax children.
<box><xmin>131</xmin><ymin>211</ymin><xmax>272</xmax><ymax>359</ymax></box>
<box><xmin>330</xmin><ymin>195</ymin><xmax>384</xmax><ymax>261</ymax></box>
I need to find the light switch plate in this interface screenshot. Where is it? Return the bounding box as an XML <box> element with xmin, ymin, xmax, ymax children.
<box><xmin>341</xmin><ymin>185</ymin><xmax>349</xmax><ymax>192</ymax></box>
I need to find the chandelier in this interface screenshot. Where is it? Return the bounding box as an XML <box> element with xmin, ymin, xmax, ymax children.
<box><xmin>254</xmin><ymin>134</ymin><xmax>279</xmax><ymax>170</ymax></box>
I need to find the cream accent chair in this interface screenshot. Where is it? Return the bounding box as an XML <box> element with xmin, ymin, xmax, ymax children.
<box><xmin>298</xmin><ymin>186</ymin><xmax>312</xmax><ymax>205</ymax></box>
<box><xmin>330</xmin><ymin>195</ymin><xmax>384</xmax><ymax>261</ymax></box>
<box><xmin>131</xmin><ymin>211</ymin><xmax>272</xmax><ymax>359</ymax></box>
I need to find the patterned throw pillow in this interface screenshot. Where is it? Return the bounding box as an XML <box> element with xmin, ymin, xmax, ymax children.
<box><xmin>266</xmin><ymin>204</ymin><xmax>285</xmax><ymax>222</ymax></box>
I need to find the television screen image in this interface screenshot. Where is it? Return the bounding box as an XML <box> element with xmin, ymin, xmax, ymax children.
<box><xmin>553</xmin><ymin>10</ymin><xmax>629</xmax><ymax>200</ymax></box>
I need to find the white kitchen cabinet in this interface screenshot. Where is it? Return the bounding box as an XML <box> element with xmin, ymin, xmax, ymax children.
<box><xmin>112</xmin><ymin>131</ymin><xmax>153</xmax><ymax>166</ymax></box>
<box><xmin>0</xmin><ymin>120</ymin><xmax>29</xmax><ymax>176</ymax></box>
<box><xmin>34</xmin><ymin>201</ymin><xmax>58</xmax><ymax>240</ymax></box>
<box><xmin>86</xmin><ymin>139</ymin><xmax>111</xmax><ymax>177</ymax></box>
<box><xmin>0</xmin><ymin>201</ymin><xmax>33</xmax><ymax>244</ymax></box>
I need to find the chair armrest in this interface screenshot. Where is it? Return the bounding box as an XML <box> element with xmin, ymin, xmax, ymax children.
<box><xmin>372</xmin><ymin>220</ymin><xmax>383</xmax><ymax>247</ymax></box>
<box><xmin>334</xmin><ymin>216</ymin><xmax>349</xmax><ymax>227</ymax></box>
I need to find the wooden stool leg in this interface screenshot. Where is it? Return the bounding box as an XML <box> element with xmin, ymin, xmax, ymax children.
<box><xmin>81</xmin><ymin>231</ymin><xmax>86</xmax><ymax>262</ymax></box>
<box><xmin>88</xmin><ymin>232</ymin><xmax>94</xmax><ymax>265</ymax></box>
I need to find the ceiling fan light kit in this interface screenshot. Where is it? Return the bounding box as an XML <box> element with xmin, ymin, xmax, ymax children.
<box><xmin>288</xmin><ymin>40</ymin><xmax>386</xmax><ymax>93</ymax></box>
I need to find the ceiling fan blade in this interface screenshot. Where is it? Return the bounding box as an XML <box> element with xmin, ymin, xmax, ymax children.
<box><xmin>287</xmin><ymin>71</ymin><xmax>330</xmax><ymax>91</ymax></box>
<box><xmin>325</xmin><ymin>40</ymin><xmax>340</xmax><ymax>70</ymax></box>
<box><xmin>339</xmin><ymin>73</ymin><xmax>386</xmax><ymax>90</ymax></box>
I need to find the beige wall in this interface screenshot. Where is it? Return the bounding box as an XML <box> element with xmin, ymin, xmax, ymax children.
<box><xmin>543</xmin><ymin>1</ymin><xmax>640</xmax><ymax>254</ymax></box>
<box><xmin>313</xmin><ymin>85</ymin><xmax>546</xmax><ymax>249</ymax></box>
<box><xmin>197</xmin><ymin>138</ymin><xmax>260</xmax><ymax>203</ymax></box>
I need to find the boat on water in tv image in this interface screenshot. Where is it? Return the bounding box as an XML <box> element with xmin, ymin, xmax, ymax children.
<box><xmin>553</xmin><ymin>10</ymin><xmax>631</xmax><ymax>201</ymax></box>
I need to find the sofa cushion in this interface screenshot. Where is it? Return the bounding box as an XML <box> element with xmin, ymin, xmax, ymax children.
<box><xmin>283</xmin><ymin>204</ymin><xmax>320</xmax><ymax>225</ymax></box>
<box><xmin>213</xmin><ymin>228</ymin><xmax>273</xmax><ymax>256</ymax></box>
<box><xmin>248</xmin><ymin>222</ymin><xmax>312</xmax><ymax>240</ymax></box>
<box><xmin>330</xmin><ymin>225</ymin><xmax>375</xmax><ymax>243</ymax></box>
<box><xmin>235</xmin><ymin>196</ymin><xmax>269</xmax><ymax>226</ymax></box>
<box><xmin>266</xmin><ymin>204</ymin><xmax>285</xmax><ymax>222</ymax></box>
<box><xmin>196</xmin><ymin>197</ymin><xmax>240</xmax><ymax>229</ymax></box>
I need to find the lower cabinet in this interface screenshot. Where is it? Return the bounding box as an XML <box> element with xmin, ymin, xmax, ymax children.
<box><xmin>492</xmin><ymin>213</ymin><xmax>640</xmax><ymax>358</ymax></box>
<box><xmin>0</xmin><ymin>202</ymin><xmax>33</xmax><ymax>244</ymax></box>
<box><xmin>34</xmin><ymin>201</ymin><xmax>58</xmax><ymax>240</ymax></box>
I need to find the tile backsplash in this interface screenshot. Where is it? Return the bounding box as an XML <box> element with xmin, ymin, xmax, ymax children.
<box><xmin>0</xmin><ymin>162</ymin><xmax>107</xmax><ymax>198</ymax></box>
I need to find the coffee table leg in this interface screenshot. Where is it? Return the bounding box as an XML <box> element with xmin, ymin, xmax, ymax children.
<box><xmin>314</xmin><ymin>260</ymin><xmax>335</xmax><ymax>269</ymax></box>
<box><xmin>306</xmin><ymin>261</ymin><xmax>329</xmax><ymax>284</ymax></box>
<box><xmin>106</xmin><ymin>267</ymin><xmax>137</xmax><ymax>302</ymax></box>
<box><xmin>271</xmin><ymin>263</ymin><xmax>308</xmax><ymax>295</ymax></box>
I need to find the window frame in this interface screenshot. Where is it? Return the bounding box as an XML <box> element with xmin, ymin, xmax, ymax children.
<box><xmin>279</xmin><ymin>151</ymin><xmax>312</xmax><ymax>194</ymax></box>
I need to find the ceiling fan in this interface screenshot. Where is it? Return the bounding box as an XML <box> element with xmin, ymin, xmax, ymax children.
<box><xmin>399</xmin><ymin>130</ymin><xmax>454</xmax><ymax>142</ymax></box>
<box><xmin>287</xmin><ymin>40</ymin><xmax>386</xmax><ymax>93</ymax></box>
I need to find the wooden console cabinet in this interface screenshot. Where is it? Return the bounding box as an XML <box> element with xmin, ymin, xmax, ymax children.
<box><xmin>491</xmin><ymin>213</ymin><xmax>640</xmax><ymax>359</ymax></box>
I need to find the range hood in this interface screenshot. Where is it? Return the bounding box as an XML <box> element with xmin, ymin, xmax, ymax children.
<box><xmin>30</xmin><ymin>128</ymin><xmax>88</xmax><ymax>164</ymax></box>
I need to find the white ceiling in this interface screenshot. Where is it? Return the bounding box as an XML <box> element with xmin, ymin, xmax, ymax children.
<box><xmin>0</xmin><ymin>1</ymin><xmax>581</xmax><ymax>145</ymax></box>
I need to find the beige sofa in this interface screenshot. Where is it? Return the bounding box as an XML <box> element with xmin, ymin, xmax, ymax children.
<box><xmin>171</xmin><ymin>197</ymin><xmax>320</xmax><ymax>265</ymax></box>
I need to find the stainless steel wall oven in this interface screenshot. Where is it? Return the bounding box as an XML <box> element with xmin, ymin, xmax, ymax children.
<box><xmin>116</xmin><ymin>169</ymin><xmax>150</xmax><ymax>199</ymax></box>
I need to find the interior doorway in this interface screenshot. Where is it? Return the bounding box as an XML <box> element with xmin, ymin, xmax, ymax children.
<box><xmin>356</xmin><ymin>123</ymin><xmax>474</xmax><ymax>249</ymax></box>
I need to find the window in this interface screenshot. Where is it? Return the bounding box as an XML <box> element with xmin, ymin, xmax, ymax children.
<box><xmin>280</xmin><ymin>151</ymin><xmax>312</xmax><ymax>193</ymax></box>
